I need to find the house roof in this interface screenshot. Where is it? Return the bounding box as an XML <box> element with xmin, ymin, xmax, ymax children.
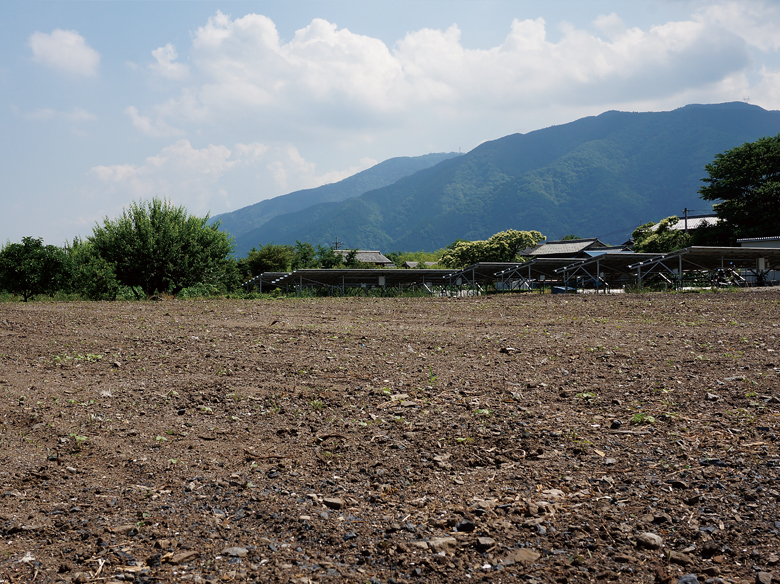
<box><xmin>403</xmin><ymin>261</ymin><xmax>438</xmax><ymax>268</ymax></box>
<box><xmin>525</xmin><ymin>238</ymin><xmax>611</xmax><ymax>258</ymax></box>
<box><xmin>650</xmin><ymin>214</ymin><xmax>719</xmax><ymax>231</ymax></box>
<box><xmin>334</xmin><ymin>250</ymin><xmax>393</xmax><ymax>265</ymax></box>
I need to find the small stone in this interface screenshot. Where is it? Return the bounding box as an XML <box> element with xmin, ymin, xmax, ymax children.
<box><xmin>475</xmin><ymin>537</ymin><xmax>496</xmax><ymax>552</ymax></box>
<box><xmin>636</xmin><ymin>532</ymin><xmax>663</xmax><ymax>550</ymax></box>
<box><xmin>613</xmin><ymin>554</ymin><xmax>635</xmax><ymax>563</ymax></box>
<box><xmin>455</xmin><ymin>519</ymin><xmax>476</xmax><ymax>532</ymax></box>
<box><xmin>111</xmin><ymin>524</ymin><xmax>139</xmax><ymax>536</ymax></box>
<box><xmin>221</xmin><ymin>547</ymin><xmax>248</xmax><ymax>557</ymax></box>
<box><xmin>343</xmin><ymin>532</ymin><xmax>358</xmax><ymax>541</ymax></box>
<box><xmin>669</xmin><ymin>550</ymin><xmax>694</xmax><ymax>565</ymax></box>
<box><xmin>428</xmin><ymin>537</ymin><xmax>457</xmax><ymax>554</ymax></box>
<box><xmin>756</xmin><ymin>573</ymin><xmax>773</xmax><ymax>584</ymax></box>
<box><xmin>323</xmin><ymin>497</ymin><xmax>344</xmax><ymax>510</ymax></box>
<box><xmin>678</xmin><ymin>575</ymin><xmax>700</xmax><ymax>584</ymax></box>
<box><xmin>72</xmin><ymin>573</ymin><xmax>90</xmax><ymax>584</ymax></box>
<box><xmin>702</xmin><ymin>566</ymin><xmax>720</xmax><ymax>577</ymax></box>
<box><xmin>610</xmin><ymin>420</ymin><xmax>622</xmax><ymax>430</ymax></box>
<box><xmin>504</xmin><ymin>548</ymin><xmax>540</xmax><ymax>564</ymax></box>
<box><xmin>604</xmin><ymin>458</ymin><xmax>617</xmax><ymax>466</ymax></box>
<box><xmin>706</xmin><ymin>392</ymin><xmax>719</xmax><ymax>401</ymax></box>
<box><xmin>168</xmin><ymin>551</ymin><xmax>200</xmax><ymax>565</ymax></box>
<box><xmin>410</xmin><ymin>541</ymin><xmax>429</xmax><ymax>550</ymax></box>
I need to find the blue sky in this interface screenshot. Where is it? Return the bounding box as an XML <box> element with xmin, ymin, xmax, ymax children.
<box><xmin>2</xmin><ymin>0</ymin><xmax>780</xmax><ymax>246</ymax></box>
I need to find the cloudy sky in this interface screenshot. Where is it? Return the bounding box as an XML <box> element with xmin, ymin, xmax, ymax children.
<box><xmin>2</xmin><ymin>1</ymin><xmax>780</xmax><ymax>247</ymax></box>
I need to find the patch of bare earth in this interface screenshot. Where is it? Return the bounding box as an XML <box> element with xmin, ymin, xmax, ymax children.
<box><xmin>0</xmin><ymin>290</ymin><xmax>779</xmax><ymax>584</ymax></box>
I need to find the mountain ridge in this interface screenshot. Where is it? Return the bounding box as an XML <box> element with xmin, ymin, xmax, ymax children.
<box><xmin>212</xmin><ymin>152</ymin><xmax>460</xmax><ymax>243</ymax></box>
<box><xmin>231</xmin><ymin>102</ymin><xmax>780</xmax><ymax>253</ymax></box>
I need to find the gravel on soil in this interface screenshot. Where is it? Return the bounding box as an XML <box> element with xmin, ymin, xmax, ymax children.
<box><xmin>1</xmin><ymin>290</ymin><xmax>779</xmax><ymax>583</ymax></box>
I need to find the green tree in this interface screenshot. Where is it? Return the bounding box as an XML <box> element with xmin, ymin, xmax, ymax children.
<box><xmin>631</xmin><ymin>217</ymin><xmax>691</xmax><ymax>253</ymax></box>
<box><xmin>66</xmin><ymin>237</ymin><xmax>120</xmax><ymax>300</ymax></box>
<box><xmin>315</xmin><ymin>245</ymin><xmax>343</xmax><ymax>269</ymax></box>
<box><xmin>440</xmin><ymin>229</ymin><xmax>545</xmax><ymax>268</ymax></box>
<box><xmin>344</xmin><ymin>249</ymin><xmax>360</xmax><ymax>268</ymax></box>
<box><xmin>0</xmin><ymin>237</ymin><xmax>70</xmax><ymax>301</ymax></box>
<box><xmin>292</xmin><ymin>241</ymin><xmax>317</xmax><ymax>270</ymax></box>
<box><xmin>699</xmin><ymin>134</ymin><xmax>780</xmax><ymax>241</ymax></box>
<box><xmin>239</xmin><ymin>243</ymin><xmax>295</xmax><ymax>279</ymax></box>
<box><xmin>561</xmin><ymin>234</ymin><xmax>580</xmax><ymax>240</ymax></box>
<box><xmin>89</xmin><ymin>198</ymin><xmax>234</xmax><ymax>298</ymax></box>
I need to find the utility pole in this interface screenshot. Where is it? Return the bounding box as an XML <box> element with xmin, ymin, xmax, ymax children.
<box><xmin>683</xmin><ymin>208</ymin><xmax>689</xmax><ymax>234</ymax></box>
<box><xmin>332</xmin><ymin>237</ymin><xmax>343</xmax><ymax>250</ymax></box>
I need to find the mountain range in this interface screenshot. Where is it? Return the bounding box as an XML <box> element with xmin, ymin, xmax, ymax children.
<box><xmin>215</xmin><ymin>102</ymin><xmax>780</xmax><ymax>256</ymax></box>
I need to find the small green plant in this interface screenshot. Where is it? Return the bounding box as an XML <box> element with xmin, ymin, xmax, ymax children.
<box><xmin>456</xmin><ymin>437</ymin><xmax>474</xmax><ymax>444</ymax></box>
<box><xmin>575</xmin><ymin>392</ymin><xmax>596</xmax><ymax>400</ymax></box>
<box><xmin>475</xmin><ymin>408</ymin><xmax>492</xmax><ymax>417</ymax></box>
<box><xmin>310</xmin><ymin>399</ymin><xmax>324</xmax><ymax>410</ymax></box>
<box><xmin>69</xmin><ymin>433</ymin><xmax>88</xmax><ymax>448</ymax></box>
<box><xmin>427</xmin><ymin>366</ymin><xmax>438</xmax><ymax>385</ymax></box>
<box><xmin>631</xmin><ymin>412</ymin><xmax>656</xmax><ymax>425</ymax></box>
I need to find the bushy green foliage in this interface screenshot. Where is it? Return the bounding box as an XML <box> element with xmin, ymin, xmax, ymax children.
<box><xmin>439</xmin><ymin>229</ymin><xmax>545</xmax><ymax>268</ymax></box>
<box><xmin>0</xmin><ymin>237</ymin><xmax>70</xmax><ymax>301</ymax></box>
<box><xmin>238</xmin><ymin>243</ymin><xmax>295</xmax><ymax>279</ymax></box>
<box><xmin>292</xmin><ymin>241</ymin><xmax>317</xmax><ymax>270</ymax></box>
<box><xmin>66</xmin><ymin>237</ymin><xmax>120</xmax><ymax>300</ymax></box>
<box><xmin>699</xmin><ymin>134</ymin><xmax>780</xmax><ymax>241</ymax></box>
<box><xmin>315</xmin><ymin>245</ymin><xmax>344</xmax><ymax>269</ymax></box>
<box><xmin>631</xmin><ymin>217</ymin><xmax>691</xmax><ymax>253</ymax></box>
<box><xmin>89</xmin><ymin>198</ymin><xmax>235</xmax><ymax>298</ymax></box>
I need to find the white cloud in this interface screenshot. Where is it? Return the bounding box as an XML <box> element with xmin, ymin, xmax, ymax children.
<box><xmin>695</xmin><ymin>1</ymin><xmax>780</xmax><ymax>52</ymax></box>
<box><xmin>125</xmin><ymin>106</ymin><xmax>184</xmax><ymax>137</ymax></box>
<box><xmin>28</xmin><ymin>29</ymin><xmax>100</xmax><ymax>76</ymax></box>
<box><xmin>128</xmin><ymin>9</ymin><xmax>759</xmax><ymax>139</ymax></box>
<box><xmin>149</xmin><ymin>43</ymin><xmax>189</xmax><ymax>80</ymax></box>
<box><xmin>87</xmin><ymin>139</ymin><xmax>372</xmax><ymax>215</ymax></box>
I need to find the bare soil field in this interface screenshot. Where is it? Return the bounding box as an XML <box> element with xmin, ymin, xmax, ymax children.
<box><xmin>1</xmin><ymin>290</ymin><xmax>779</xmax><ymax>584</ymax></box>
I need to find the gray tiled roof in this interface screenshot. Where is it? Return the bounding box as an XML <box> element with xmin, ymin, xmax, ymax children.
<box><xmin>334</xmin><ymin>250</ymin><xmax>393</xmax><ymax>265</ymax></box>
<box><xmin>528</xmin><ymin>238</ymin><xmax>608</xmax><ymax>257</ymax></box>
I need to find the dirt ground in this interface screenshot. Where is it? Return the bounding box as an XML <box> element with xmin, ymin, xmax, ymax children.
<box><xmin>1</xmin><ymin>290</ymin><xmax>779</xmax><ymax>584</ymax></box>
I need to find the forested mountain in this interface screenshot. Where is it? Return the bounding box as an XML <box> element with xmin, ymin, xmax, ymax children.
<box><xmin>212</xmin><ymin>152</ymin><xmax>459</xmax><ymax>244</ymax></box>
<box><xmin>232</xmin><ymin>102</ymin><xmax>780</xmax><ymax>254</ymax></box>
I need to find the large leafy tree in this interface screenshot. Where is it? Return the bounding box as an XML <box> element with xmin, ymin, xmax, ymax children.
<box><xmin>90</xmin><ymin>198</ymin><xmax>234</xmax><ymax>297</ymax></box>
<box><xmin>699</xmin><ymin>134</ymin><xmax>780</xmax><ymax>241</ymax></box>
<box><xmin>440</xmin><ymin>229</ymin><xmax>545</xmax><ymax>268</ymax></box>
<box><xmin>0</xmin><ymin>237</ymin><xmax>70</xmax><ymax>301</ymax></box>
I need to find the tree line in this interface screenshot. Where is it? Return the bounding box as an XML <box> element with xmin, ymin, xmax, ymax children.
<box><xmin>2</xmin><ymin>134</ymin><xmax>775</xmax><ymax>301</ymax></box>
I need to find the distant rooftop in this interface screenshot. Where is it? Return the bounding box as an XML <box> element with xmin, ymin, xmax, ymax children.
<box><xmin>651</xmin><ymin>214</ymin><xmax>719</xmax><ymax>232</ymax></box>
<box><xmin>334</xmin><ymin>249</ymin><xmax>394</xmax><ymax>266</ymax></box>
<box><xmin>524</xmin><ymin>238</ymin><xmax>611</xmax><ymax>258</ymax></box>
